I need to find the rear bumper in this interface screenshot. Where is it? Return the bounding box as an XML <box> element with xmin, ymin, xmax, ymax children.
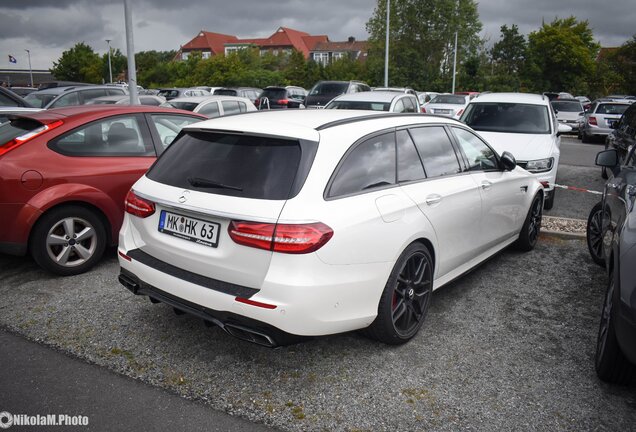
<box><xmin>119</xmin><ymin>268</ymin><xmax>304</xmax><ymax>347</ymax></box>
<box><xmin>118</xmin><ymin>245</ymin><xmax>392</xmax><ymax>339</ymax></box>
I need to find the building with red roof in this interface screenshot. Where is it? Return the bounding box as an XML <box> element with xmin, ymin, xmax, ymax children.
<box><xmin>177</xmin><ymin>27</ymin><xmax>367</xmax><ymax>64</ymax></box>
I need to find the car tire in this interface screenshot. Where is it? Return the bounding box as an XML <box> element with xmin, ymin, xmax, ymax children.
<box><xmin>595</xmin><ymin>273</ymin><xmax>635</xmax><ymax>384</ymax></box>
<box><xmin>516</xmin><ymin>193</ymin><xmax>543</xmax><ymax>252</ymax></box>
<box><xmin>366</xmin><ymin>243</ymin><xmax>433</xmax><ymax>345</ymax></box>
<box><xmin>586</xmin><ymin>202</ymin><xmax>607</xmax><ymax>267</ymax></box>
<box><xmin>30</xmin><ymin>205</ymin><xmax>107</xmax><ymax>276</ymax></box>
<box><xmin>581</xmin><ymin>132</ymin><xmax>591</xmax><ymax>143</ymax></box>
<box><xmin>544</xmin><ymin>188</ymin><xmax>556</xmax><ymax>210</ymax></box>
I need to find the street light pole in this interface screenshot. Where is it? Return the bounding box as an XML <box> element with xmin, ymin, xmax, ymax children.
<box><xmin>384</xmin><ymin>0</ymin><xmax>390</xmax><ymax>87</ymax></box>
<box><xmin>124</xmin><ymin>0</ymin><xmax>139</xmax><ymax>104</ymax></box>
<box><xmin>105</xmin><ymin>39</ymin><xmax>113</xmax><ymax>83</ymax></box>
<box><xmin>25</xmin><ymin>49</ymin><xmax>33</xmax><ymax>88</ymax></box>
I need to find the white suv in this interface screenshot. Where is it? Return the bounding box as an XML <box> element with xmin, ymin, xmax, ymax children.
<box><xmin>460</xmin><ymin>93</ymin><xmax>571</xmax><ymax>210</ymax></box>
<box><xmin>118</xmin><ymin>110</ymin><xmax>543</xmax><ymax>346</ymax></box>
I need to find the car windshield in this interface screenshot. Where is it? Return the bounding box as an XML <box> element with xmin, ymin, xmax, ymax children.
<box><xmin>551</xmin><ymin>101</ymin><xmax>582</xmax><ymax>112</ymax></box>
<box><xmin>147</xmin><ymin>132</ymin><xmax>304</xmax><ymax>200</ymax></box>
<box><xmin>24</xmin><ymin>93</ymin><xmax>56</xmax><ymax>108</ymax></box>
<box><xmin>596</xmin><ymin>104</ymin><xmax>629</xmax><ymax>115</ymax></box>
<box><xmin>166</xmin><ymin>101</ymin><xmax>198</xmax><ymax>111</ymax></box>
<box><xmin>325</xmin><ymin>101</ymin><xmax>390</xmax><ymax>111</ymax></box>
<box><xmin>429</xmin><ymin>95</ymin><xmax>465</xmax><ymax>105</ymax></box>
<box><xmin>260</xmin><ymin>89</ymin><xmax>287</xmax><ymax>100</ymax></box>
<box><xmin>309</xmin><ymin>82</ymin><xmax>348</xmax><ymax>96</ymax></box>
<box><xmin>462</xmin><ymin>102</ymin><xmax>551</xmax><ymax>134</ymax></box>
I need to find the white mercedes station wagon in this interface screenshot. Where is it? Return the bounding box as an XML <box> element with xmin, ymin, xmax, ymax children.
<box><xmin>118</xmin><ymin>110</ymin><xmax>544</xmax><ymax>347</ymax></box>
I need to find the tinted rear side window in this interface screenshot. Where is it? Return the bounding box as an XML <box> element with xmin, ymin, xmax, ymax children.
<box><xmin>147</xmin><ymin>132</ymin><xmax>302</xmax><ymax>200</ymax></box>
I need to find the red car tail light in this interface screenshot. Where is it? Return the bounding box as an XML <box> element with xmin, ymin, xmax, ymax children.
<box><xmin>277</xmin><ymin>99</ymin><xmax>289</xmax><ymax>105</ymax></box>
<box><xmin>421</xmin><ymin>107</ymin><xmax>427</xmax><ymax>113</ymax></box>
<box><xmin>589</xmin><ymin>116</ymin><xmax>597</xmax><ymax>126</ymax></box>
<box><xmin>456</xmin><ymin>109</ymin><xmax>464</xmax><ymax>117</ymax></box>
<box><xmin>0</xmin><ymin>120</ymin><xmax>64</xmax><ymax>157</ymax></box>
<box><xmin>124</xmin><ymin>190</ymin><xmax>155</xmax><ymax>218</ymax></box>
<box><xmin>228</xmin><ymin>221</ymin><xmax>333</xmax><ymax>254</ymax></box>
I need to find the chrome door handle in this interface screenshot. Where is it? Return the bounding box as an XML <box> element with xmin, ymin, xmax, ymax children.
<box><xmin>481</xmin><ymin>181</ymin><xmax>492</xmax><ymax>190</ymax></box>
<box><xmin>425</xmin><ymin>194</ymin><xmax>442</xmax><ymax>205</ymax></box>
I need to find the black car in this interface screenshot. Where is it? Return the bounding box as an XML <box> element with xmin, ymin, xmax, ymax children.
<box><xmin>254</xmin><ymin>86</ymin><xmax>306</xmax><ymax>109</ymax></box>
<box><xmin>587</xmin><ymin>147</ymin><xmax>636</xmax><ymax>384</ymax></box>
<box><xmin>605</xmin><ymin>102</ymin><xmax>636</xmax><ymax>177</ymax></box>
<box><xmin>304</xmin><ymin>80</ymin><xmax>371</xmax><ymax>108</ymax></box>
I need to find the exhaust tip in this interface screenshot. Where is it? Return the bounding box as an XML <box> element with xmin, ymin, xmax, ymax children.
<box><xmin>224</xmin><ymin>323</ymin><xmax>277</xmax><ymax>348</ymax></box>
<box><xmin>118</xmin><ymin>273</ymin><xmax>140</xmax><ymax>294</ymax></box>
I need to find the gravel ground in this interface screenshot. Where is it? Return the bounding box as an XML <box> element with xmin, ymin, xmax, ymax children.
<box><xmin>1</xmin><ymin>234</ymin><xmax>634</xmax><ymax>432</ymax></box>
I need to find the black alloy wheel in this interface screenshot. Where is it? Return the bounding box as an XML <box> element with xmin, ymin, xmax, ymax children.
<box><xmin>586</xmin><ymin>202</ymin><xmax>607</xmax><ymax>267</ymax></box>
<box><xmin>366</xmin><ymin>244</ymin><xmax>433</xmax><ymax>344</ymax></box>
<box><xmin>516</xmin><ymin>193</ymin><xmax>543</xmax><ymax>251</ymax></box>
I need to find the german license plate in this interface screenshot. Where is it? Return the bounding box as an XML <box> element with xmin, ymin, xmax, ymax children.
<box><xmin>158</xmin><ymin>210</ymin><xmax>220</xmax><ymax>248</ymax></box>
<box><xmin>434</xmin><ymin>109</ymin><xmax>451</xmax><ymax>114</ymax></box>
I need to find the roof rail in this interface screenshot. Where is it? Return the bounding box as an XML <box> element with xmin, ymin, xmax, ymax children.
<box><xmin>315</xmin><ymin>112</ymin><xmax>462</xmax><ymax>131</ymax></box>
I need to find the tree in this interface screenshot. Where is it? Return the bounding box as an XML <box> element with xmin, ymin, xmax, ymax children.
<box><xmin>486</xmin><ymin>24</ymin><xmax>527</xmax><ymax>91</ymax></box>
<box><xmin>366</xmin><ymin>0</ymin><xmax>483</xmax><ymax>90</ymax></box>
<box><xmin>101</xmin><ymin>48</ymin><xmax>127</xmax><ymax>83</ymax></box>
<box><xmin>50</xmin><ymin>42</ymin><xmax>103</xmax><ymax>83</ymax></box>
<box><xmin>524</xmin><ymin>17</ymin><xmax>599</xmax><ymax>94</ymax></box>
<box><xmin>611</xmin><ymin>35</ymin><xmax>636</xmax><ymax>95</ymax></box>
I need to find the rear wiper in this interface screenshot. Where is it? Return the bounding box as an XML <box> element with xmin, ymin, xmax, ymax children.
<box><xmin>187</xmin><ymin>177</ymin><xmax>243</xmax><ymax>191</ymax></box>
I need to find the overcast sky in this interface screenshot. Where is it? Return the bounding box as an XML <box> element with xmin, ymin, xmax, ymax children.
<box><xmin>1</xmin><ymin>0</ymin><xmax>634</xmax><ymax>70</ymax></box>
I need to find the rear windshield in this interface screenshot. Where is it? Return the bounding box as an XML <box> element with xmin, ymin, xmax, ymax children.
<box><xmin>309</xmin><ymin>82</ymin><xmax>348</xmax><ymax>96</ymax></box>
<box><xmin>158</xmin><ymin>90</ymin><xmax>179</xmax><ymax>99</ymax></box>
<box><xmin>24</xmin><ymin>93</ymin><xmax>56</xmax><ymax>108</ymax></box>
<box><xmin>462</xmin><ymin>102</ymin><xmax>551</xmax><ymax>134</ymax></box>
<box><xmin>551</xmin><ymin>101</ymin><xmax>583</xmax><ymax>112</ymax></box>
<box><xmin>147</xmin><ymin>132</ymin><xmax>303</xmax><ymax>200</ymax></box>
<box><xmin>0</xmin><ymin>118</ymin><xmax>43</xmax><ymax>147</ymax></box>
<box><xmin>166</xmin><ymin>101</ymin><xmax>198</xmax><ymax>111</ymax></box>
<box><xmin>596</xmin><ymin>104</ymin><xmax>629</xmax><ymax>115</ymax></box>
<box><xmin>260</xmin><ymin>89</ymin><xmax>287</xmax><ymax>100</ymax></box>
<box><xmin>214</xmin><ymin>89</ymin><xmax>238</xmax><ymax>96</ymax></box>
<box><xmin>429</xmin><ymin>95</ymin><xmax>466</xmax><ymax>104</ymax></box>
<box><xmin>326</xmin><ymin>101</ymin><xmax>390</xmax><ymax>111</ymax></box>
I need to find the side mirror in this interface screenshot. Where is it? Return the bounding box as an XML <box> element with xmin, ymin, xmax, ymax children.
<box><xmin>557</xmin><ymin>123</ymin><xmax>572</xmax><ymax>135</ymax></box>
<box><xmin>595</xmin><ymin>149</ymin><xmax>619</xmax><ymax>167</ymax></box>
<box><xmin>500</xmin><ymin>151</ymin><xmax>517</xmax><ymax>171</ymax></box>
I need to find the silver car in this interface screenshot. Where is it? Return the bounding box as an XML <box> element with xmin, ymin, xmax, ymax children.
<box><xmin>581</xmin><ymin>100</ymin><xmax>631</xmax><ymax>143</ymax></box>
<box><xmin>551</xmin><ymin>99</ymin><xmax>584</xmax><ymax>133</ymax></box>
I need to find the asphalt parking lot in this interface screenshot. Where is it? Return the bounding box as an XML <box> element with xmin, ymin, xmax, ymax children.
<box><xmin>1</xmin><ymin>237</ymin><xmax>635</xmax><ymax>431</ymax></box>
<box><xmin>1</xmin><ymin>135</ymin><xmax>634</xmax><ymax>431</ymax></box>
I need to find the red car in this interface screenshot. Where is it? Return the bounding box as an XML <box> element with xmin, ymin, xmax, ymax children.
<box><xmin>0</xmin><ymin>105</ymin><xmax>205</xmax><ymax>275</ymax></box>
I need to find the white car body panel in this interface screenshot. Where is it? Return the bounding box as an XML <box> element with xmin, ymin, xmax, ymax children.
<box><xmin>118</xmin><ymin>110</ymin><xmax>543</xmax><ymax>338</ymax></box>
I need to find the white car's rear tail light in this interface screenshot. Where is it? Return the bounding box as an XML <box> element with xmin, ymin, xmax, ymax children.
<box><xmin>589</xmin><ymin>116</ymin><xmax>597</xmax><ymax>126</ymax></box>
<box><xmin>228</xmin><ymin>221</ymin><xmax>333</xmax><ymax>254</ymax></box>
<box><xmin>124</xmin><ymin>190</ymin><xmax>156</xmax><ymax>218</ymax></box>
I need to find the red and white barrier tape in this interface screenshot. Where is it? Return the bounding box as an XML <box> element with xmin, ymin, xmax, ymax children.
<box><xmin>552</xmin><ymin>183</ymin><xmax>603</xmax><ymax>195</ymax></box>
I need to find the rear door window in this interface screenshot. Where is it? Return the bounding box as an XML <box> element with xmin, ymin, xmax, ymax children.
<box><xmin>408</xmin><ymin>126</ymin><xmax>461</xmax><ymax>178</ymax></box>
<box><xmin>50</xmin><ymin>92</ymin><xmax>79</xmax><ymax>108</ymax></box>
<box><xmin>221</xmin><ymin>101</ymin><xmax>241</xmax><ymax>115</ymax></box>
<box><xmin>198</xmin><ymin>101</ymin><xmax>220</xmax><ymax>118</ymax></box>
<box><xmin>147</xmin><ymin>133</ymin><xmax>304</xmax><ymax>200</ymax></box>
<box><xmin>328</xmin><ymin>132</ymin><xmax>396</xmax><ymax>198</ymax></box>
